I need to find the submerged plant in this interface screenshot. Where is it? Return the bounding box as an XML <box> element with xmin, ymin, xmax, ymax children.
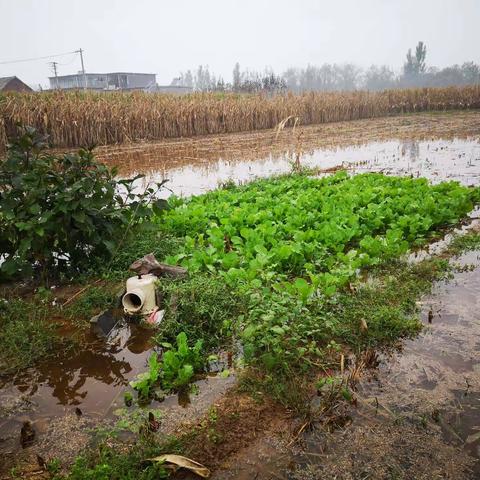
<box><xmin>130</xmin><ymin>332</ymin><xmax>204</xmax><ymax>401</ymax></box>
<box><xmin>130</xmin><ymin>352</ymin><xmax>161</xmax><ymax>400</ymax></box>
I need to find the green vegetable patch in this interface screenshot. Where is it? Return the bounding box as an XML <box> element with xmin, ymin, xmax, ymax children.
<box><xmin>155</xmin><ymin>172</ymin><xmax>479</xmax><ymax>374</ymax></box>
<box><xmin>163</xmin><ymin>172</ymin><xmax>478</xmax><ymax>295</ymax></box>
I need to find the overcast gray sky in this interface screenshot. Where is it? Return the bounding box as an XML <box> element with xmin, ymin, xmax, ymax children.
<box><xmin>1</xmin><ymin>0</ymin><xmax>479</xmax><ymax>89</ymax></box>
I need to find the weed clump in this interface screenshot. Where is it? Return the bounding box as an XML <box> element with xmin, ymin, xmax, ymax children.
<box><xmin>0</xmin><ymin>298</ymin><xmax>69</xmax><ymax>373</ymax></box>
<box><xmin>156</xmin><ymin>273</ymin><xmax>246</xmax><ymax>352</ymax></box>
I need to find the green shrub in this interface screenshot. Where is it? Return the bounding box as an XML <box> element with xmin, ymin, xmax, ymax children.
<box><xmin>0</xmin><ymin>127</ymin><xmax>168</xmax><ymax>281</ymax></box>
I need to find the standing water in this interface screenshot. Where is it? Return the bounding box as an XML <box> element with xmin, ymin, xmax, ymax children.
<box><xmin>97</xmin><ymin>138</ymin><xmax>480</xmax><ymax>194</ymax></box>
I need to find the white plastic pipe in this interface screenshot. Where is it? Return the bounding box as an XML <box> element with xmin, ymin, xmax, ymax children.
<box><xmin>122</xmin><ymin>289</ymin><xmax>145</xmax><ymax>313</ymax></box>
<box><xmin>122</xmin><ymin>274</ymin><xmax>158</xmax><ymax>315</ymax></box>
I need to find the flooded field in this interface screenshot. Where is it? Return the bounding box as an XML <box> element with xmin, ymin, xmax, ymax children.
<box><xmin>94</xmin><ymin>111</ymin><xmax>480</xmax><ymax>193</ymax></box>
<box><xmin>1</xmin><ymin>112</ymin><xmax>480</xmax><ymax>477</ymax></box>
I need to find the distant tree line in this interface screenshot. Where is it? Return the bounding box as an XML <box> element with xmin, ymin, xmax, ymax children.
<box><xmin>171</xmin><ymin>42</ymin><xmax>480</xmax><ymax>93</ymax></box>
<box><xmin>171</xmin><ymin>63</ymin><xmax>286</xmax><ymax>93</ymax></box>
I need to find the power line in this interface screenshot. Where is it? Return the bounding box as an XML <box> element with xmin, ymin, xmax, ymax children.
<box><xmin>0</xmin><ymin>50</ymin><xmax>79</xmax><ymax>65</ymax></box>
<box><xmin>56</xmin><ymin>53</ymin><xmax>79</xmax><ymax>67</ymax></box>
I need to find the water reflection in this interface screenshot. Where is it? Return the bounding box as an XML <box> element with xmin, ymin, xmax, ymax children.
<box><xmin>1</xmin><ymin>323</ymin><xmax>153</xmax><ymax>415</ymax></box>
<box><xmin>400</xmin><ymin>139</ymin><xmax>420</xmax><ymax>161</ymax></box>
<box><xmin>96</xmin><ymin>138</ymin><xmax>480</xmax><ymax>198</ymax></box>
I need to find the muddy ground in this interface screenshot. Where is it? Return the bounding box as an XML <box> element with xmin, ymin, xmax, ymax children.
<box><xmin>1</xmin><ymin>111</ymin><xmax>479</xmax><ymax>478</ymax></box>
<box><xmin>212</xmin><ymin>243</ymin><xmax>480</xmax><ymax>480</ymax></box>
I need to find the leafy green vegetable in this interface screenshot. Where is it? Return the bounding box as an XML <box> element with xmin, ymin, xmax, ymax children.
<box><xmin>162</xmin><ymin>172</ymin><xmax>478</xmax><ymax>298</ymax></box>
<box><xmin>161</xmin><ymin>332</ymin><xmax>203</xmax><ymax>391</ymax></box>
<box><xmin>153</xmin><ymin>172</ymin><xmax>479</xmax><ymax>373</ymax></box>
<box><xmin>129</xmin><ymin>352</ymin><xmax>161</xmax><ymax>399</ymax></box>
<box><xmin>130</xmin><ymin>332</ymin><xmax>204</xmax><ymax>400</ymax></box>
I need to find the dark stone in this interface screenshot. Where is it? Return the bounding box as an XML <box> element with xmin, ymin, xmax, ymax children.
<box><xmin>90</xmin><ymin>309</ymin><xmax>120</xmax><ymax>337</ymax></box>
<box><xmin>129</xmin><ymin>253</ymin><xmax>188</xmax><ymax>278</ymax></box>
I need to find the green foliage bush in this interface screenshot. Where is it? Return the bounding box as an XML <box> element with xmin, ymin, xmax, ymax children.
<box><xmin>0</xmin><ymin>127</ymin><xmax>168</xmax><ymax>281</ymax></box>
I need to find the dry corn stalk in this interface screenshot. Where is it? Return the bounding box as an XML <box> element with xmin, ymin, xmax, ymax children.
<box><xmin>0</xmin><ymin>86</ymin><xmax>479</xmax><ymax>149</ymax></box>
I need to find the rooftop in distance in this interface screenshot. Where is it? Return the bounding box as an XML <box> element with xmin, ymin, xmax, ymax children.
<box><xmin>47</xmin><ymin>72</ymin><xmax>193</xmax><ymax>93</ymax></box>
<box><xmin>0</xmin><ymin>76</ymin><xmax>33</xmax><ymax>92</ymax></box>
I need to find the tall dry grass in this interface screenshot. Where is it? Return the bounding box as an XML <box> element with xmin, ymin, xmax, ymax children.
<box><xmin>1</xmin><ymin>86</ymin><xmax>479</xmax><ymax>151</ymax></box>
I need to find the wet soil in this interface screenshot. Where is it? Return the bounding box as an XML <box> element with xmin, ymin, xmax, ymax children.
<box><xmin>1</xmin><ymin>112</ymin><xmax>479</xmax><ymax>477</ymax></box>
<box><xmin>211</xmin><ymin>249</ymin><xmax>480</xmax><ymax>480</ymax></box>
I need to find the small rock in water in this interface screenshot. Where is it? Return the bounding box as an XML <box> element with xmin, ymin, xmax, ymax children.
<box><xmin>90</xmin><ymin>309</ymin><xmax>119</xmax><ymax>337</ymax></box>
<box><xmin>20</xmin><ymin>420</ymin><xmax>35</xmax><ymax>448</ymax></box>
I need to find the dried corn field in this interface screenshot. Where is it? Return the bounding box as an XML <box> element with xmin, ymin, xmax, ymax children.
<box><xmin>1</xmin><ymin>85</ymin><xmax>480</xmax><ymax>151</ymax></box>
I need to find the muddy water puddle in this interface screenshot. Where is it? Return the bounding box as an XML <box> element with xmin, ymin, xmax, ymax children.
<box><xmin>97</xmin><ymin>138</ymin><xmax>480</xmax><ymax>196</ymax></box>
<box><xmin>0</xmin><ymin>310</ymin><xmax>234</xmax><ymax>472</ymax></box>
<box><xmin>350</xmin><ymin>250</ymin><xmax>480</xmax><ymax>470</ymax></box>
<box><xmin>0</xmin><ymin>318</ymin><xmax>153</xmax><ymax>462</ymax></box>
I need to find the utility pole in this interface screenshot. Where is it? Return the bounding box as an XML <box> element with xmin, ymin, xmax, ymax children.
<box><xmin>49</xmin><ymin>61</ymin><xmax>59</xmax><ymax>89</ymax></box>
<box><xmin>76</xmin><ymin>48</ymin><xmax>87</xmax><ymax>90</ymax></box>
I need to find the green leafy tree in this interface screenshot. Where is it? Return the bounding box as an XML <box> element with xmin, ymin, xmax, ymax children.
<box><xmin>404</xmin><ymin>41</ymin><xmax>427</xmax><ymax>76</ymax></box>
<box><xmin>0</xmin><ymin>127</ymin><xmax>168</xmax><ymax>281</ymax></box>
